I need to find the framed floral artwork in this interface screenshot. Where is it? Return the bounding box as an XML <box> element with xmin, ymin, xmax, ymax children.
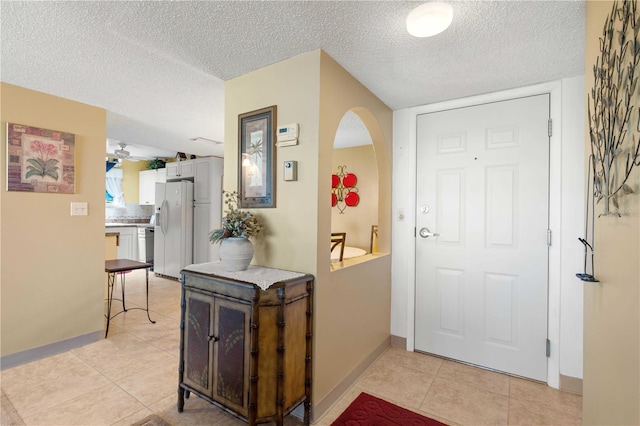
<box><xmin>237</xmin><ymin>105</ymin><xmax>276</xmax><ymax>208</ymax></box>
<box><xmin>6</xmin><ymin>123</ymin><xmax>75</xmax><ymax>193</ymax></box>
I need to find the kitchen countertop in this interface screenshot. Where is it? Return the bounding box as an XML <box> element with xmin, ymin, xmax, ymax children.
<box><xmin>105</xmin><ymin>223</ymin><xmax>154</xmax><ymax>228</ymax></box>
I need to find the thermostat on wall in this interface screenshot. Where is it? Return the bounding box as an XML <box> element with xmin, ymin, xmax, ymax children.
<box><xmin>276</xmin><ymin>123</ymin><xmax>299</xmax><ymax>147</ymax></box>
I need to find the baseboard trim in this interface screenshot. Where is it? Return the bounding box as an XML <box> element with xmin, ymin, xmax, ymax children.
<box><xmin>0</xmin><ymin>331</ymin><xmax>102</xmax><ymax>370</ymax></box>
<box><xmin>390</xmin><ymin>334</ymin><xmax>406</xmax><ymax>349</ymax></box>
<box><xmin>559</xmin><ymin>373</ymin><xmax>583</xmax><ymax>395</ymax></box>
<box><xmin>312</xmin><ymin>336</ymin><xmax>390</xmax><ymax>422</ymax></box>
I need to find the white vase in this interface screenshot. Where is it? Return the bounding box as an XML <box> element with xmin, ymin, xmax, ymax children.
<box><xmin>219</xmin><ymin>237</ymin><xmax>254</xmax><ymax>272</ymax></box>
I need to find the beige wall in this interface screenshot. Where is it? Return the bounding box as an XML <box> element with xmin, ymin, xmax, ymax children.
<box><xmin>316</xmin><ymin>50</ymin><xmax>392</xmax><ymax>416</ymax></box>
<box><xmin>1</xmin><ymin>83</ymin><xmax>106</xmax><ymax>357</ymax></box>
<box><xmin>224</xmin><ymin>50</ymin><xmax>321</xmax><ymax>274</ymax></box>
<box><xmin>224</xmin><ymin>49</ymin><xmax>393</xmax><ymax>419</ymax></box>
<box><xmin>331</xmin><ymin>145</ymin><xmax>379</xmax><ymax>251</ymax></box>
<box><xmin>583</xmin><ymin>2</ymin><xmax>640</xmax><ymax>424</ymax></box>
<box><xmin>120</xmin><ymin>160</ymin><xmax>148</xmax><ymax>204</ymax></box>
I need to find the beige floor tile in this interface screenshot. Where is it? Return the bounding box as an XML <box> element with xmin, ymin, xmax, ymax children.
<box><xmin>0</xmin><ymin>266</ymin><xmax>580</xmax><ymax>426</ymax></box>
<box><xmin>110</xmin><ymin>408</ymin><xmax>155</xmax><ymax>426</ymax></box>
<box><xmin>151</xmin><ymin>391</ymin><xmax>305</xmax><ymax>425</ymax></box>
<box><xmin>508</xmin><ymin>398</ymin><xmax>582</xmax><ymax>425</ymax></box>
<box><xmin>71</xmin><ymin>332</ymin><xmax>176</xmax><ymax>382</ymax></box>
<box><xmin>355</xmin><ymin>356</ymin><xmax>435</xmax><ymax>409</ymax></box>
<box><xmin>151</xmin><ymin>299</ymin><xmax>183</xmax><ymax>321</ymax></box>
<box><xmin>421</xmin><ymin>377</ymin><xmax>509</xmax><ymax>426</ymax></box>
<box><xmin>436</xmin><ymin>360</ymin><xmax>510</xmax><ymax>396</ymax></box>
<box><xmin>21</xmin><ymin>382</ymin><xmax>145</xmax><ymax>426</ymax></box>
<box><xmin>147</xmin><ymin>328</ymin><xmax>182</xmax><ymax>354</ymax></box>
<box><xmin>377</xmin><ymin>347</ymin><xmax>443</xmax><ymax>376</ymax></box>
<box><xmin>313</xmin><ymin>386</ymin><xmax>363</xmax><ymax>425</ymax></box>
<box><xmin>0</xmin><ymin>352</ymin><xmax>110</xmax><ymax>419</ymax></box>
<box><xmin>115</xmin><ymin>359</ymin><xmax>179</xmax><ymax>406</ymax></box>
<box><xmin>509</xmin><ymin>377</ymin><xmax>582</xmax><ymax>419</ymax></box>
<box><xmin>1</xmin><ymin>389</ymin><xmax>25</xmax><ymax>426</ymax></box>
<box><xmin>109</xmin><ymin>271</ymin><xmax>178</xmax><ymax>304</ymax></box>
<box><xmin>108</xmin><ymin>310</ymin><xmax>179</xmax><ymax>342</ymax></box>
<box><xmin>149</xmin><ymin>394</ymin><xmax>246</xmax><ymax>425</ymax></box>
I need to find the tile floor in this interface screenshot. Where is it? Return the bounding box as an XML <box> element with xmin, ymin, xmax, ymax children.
<box><xmin>1</xmin><ymin>270</ymin><xmax>582</xmax><ymax>426</ymax></box>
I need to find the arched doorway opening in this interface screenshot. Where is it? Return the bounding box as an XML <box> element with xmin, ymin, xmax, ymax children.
<box><xmin>330</xmin><ymin>110</ymin><xmax>379</xmax><ymax>264</ymax></box>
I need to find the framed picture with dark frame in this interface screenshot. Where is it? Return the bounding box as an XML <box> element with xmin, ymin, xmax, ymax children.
<box><xmin>238</xmin><ymin>105</ymin><xmax>277</xmax><ymax>208</ymax></box>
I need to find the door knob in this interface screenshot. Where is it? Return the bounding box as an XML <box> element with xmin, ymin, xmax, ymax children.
<box><xmin>419</xmin><ymin>227</ymin><xmax>440</xmax><ymax>238</ymax></box>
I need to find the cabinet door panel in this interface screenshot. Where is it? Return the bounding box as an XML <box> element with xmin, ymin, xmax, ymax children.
<box><xmin>194</xmin><ymin>203</ymin><xmax>215</xmax><ymax>264</ymax></box>
<box><xmin>183</xmin><ymin>291</ymin><xmax>214</xmax><ymax>397</ymax></box>
<box><xmin>157</xmin><ymin>168</ymin><xmax>166</xmax><ymax>183</ymax></box>
<box><xmin>213</xmin><ymin>298</ymin><xmax>251</xmax><ymax>415</ymax></box>
<box><xmin>109</xmin><ymin>227</ymin><xmax>135</xmax><ymax>260</ymax></box>
<box><xmin>194</xmin><ymin>159</ymin><xmax>212</xmax><ymax>204</ymax></box>
<box><xmin>179</xmin><ymin>160</ymin><xmax>194</xmax><ymax>179</ymax></box>
<box><xmin>166</xmin><ymin>163</ymin><xmax>180</xmax><ymax>179</ymax></box>
<box><xmin>139</xmin><ymin>170</ymin><xmax>156</xmax><ymax>205</ymax></box>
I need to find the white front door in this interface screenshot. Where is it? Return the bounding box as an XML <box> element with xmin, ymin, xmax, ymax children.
<box><xmin>414</xmin><ymin>95</ymin><xmax>550</xmax><ymax>381</ymax></box>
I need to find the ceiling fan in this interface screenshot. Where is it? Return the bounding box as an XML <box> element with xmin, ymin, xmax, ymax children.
<box><xmin>110</xmin><ymin>142</ymin><xmax>145</xmax><ymax>162</ymax></box>
<box><xmin>106</xmin><ymin>138</ymin><xmax>176</xmax><ymax>162</ymax></box>
<box><xmin>114</xmin><ymin>143</ymin><xmax>130</xmax><ymax>160</ymax></box>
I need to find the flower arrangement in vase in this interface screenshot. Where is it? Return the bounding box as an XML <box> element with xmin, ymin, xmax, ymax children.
<box><xmin>209</xmin><ymin>191</ymin><xmax>262</xmax><ymax>271</ymax></box>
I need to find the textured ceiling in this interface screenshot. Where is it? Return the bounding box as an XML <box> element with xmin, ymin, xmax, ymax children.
<box><xmin>0</xmin><ymin>1</ymin><xmax>585</xmax><ymax>158</ymax></box>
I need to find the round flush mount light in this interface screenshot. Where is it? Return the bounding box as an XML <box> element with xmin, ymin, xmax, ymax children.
<box><xmin>406</xmin><ymin>2</ymin><xmax>453</xmax><ymax>38</ymax></box>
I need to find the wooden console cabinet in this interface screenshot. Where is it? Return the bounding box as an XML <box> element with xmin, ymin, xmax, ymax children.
<box><xmin>177</xmin><ymin>263</ymin><xmax>314</xmax><ymax>425</ymax></box>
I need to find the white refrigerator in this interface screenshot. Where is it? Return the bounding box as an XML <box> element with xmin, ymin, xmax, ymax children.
<box><xmin>154</xmin><ymin>180</ymin><xmax>193</xmax><ymax>279</ymax></box>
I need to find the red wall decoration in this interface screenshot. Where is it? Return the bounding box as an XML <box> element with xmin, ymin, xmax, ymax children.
<box><xmin>332</xmin><ymin>165</ymin><xmax>359</xmax><ymax>214</ymax></box>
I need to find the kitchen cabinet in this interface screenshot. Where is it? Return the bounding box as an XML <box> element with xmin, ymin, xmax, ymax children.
<box><xmin>139</xmin><ymin>168</ymin><xmax>166</xmax><ymax>205</ymax></box>
<box><xmin>193</xmin><ymin>203</ymin><xmax>219</xmax><ymax>264</ymax></box>
<box><xmin>194</xmin><ymin>158</ymin><xmax>223</xmax><ymax>204</ymax></box>
<box><xmin>178</xmin><ymin>263</ymin><xmax>313</xmax><ymax>426</ymax></box>
<box><xmin>193</xmin><ymin>157</ymin><xmax>223</xmax><ymax>263</ymax></box>
<box><xmin>105</xmin><ymin>226</ymin><xmax>137</xmax><ymax>260</ymax></box>
<box><xmin>166</xmin><ymin>160</ymin><xmax>194</xmax><ymax>180</ymax></box>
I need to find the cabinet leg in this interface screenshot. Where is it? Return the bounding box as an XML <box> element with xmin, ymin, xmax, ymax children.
<box><xmin>177</xmin><ymin>387</ymin><xmax>185</xmax><ymax>413</ymax></box>
<box><xmin>304</xmin><ymin>400</ymin><xmax>311</xmax><ymax>425</ymax></box>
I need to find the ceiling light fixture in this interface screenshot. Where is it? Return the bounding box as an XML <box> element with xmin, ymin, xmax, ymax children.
<box><xmin>406</xmin><ymin>2</ymin><xmax>453</xmax><ymax>38</ymax></box>
<box><xmin>190</xmin><ymin>137</ymin><xmax>223</xmax><ymax>145</ymax></box>
<box><xmin>114</xmin><ymin>143</ymin><xmax>130</xmax><ymax>159</ymax></box>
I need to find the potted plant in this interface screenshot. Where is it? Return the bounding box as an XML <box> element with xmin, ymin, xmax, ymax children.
<box><xmin>147</xmin><ymin>158</ymin><xmax>166</xmax><ymax>170</ymax></box>
<box><xmin>209</xmin><ymin>191</ymin><xmax>262</xmax><ymax>271</ymax></box>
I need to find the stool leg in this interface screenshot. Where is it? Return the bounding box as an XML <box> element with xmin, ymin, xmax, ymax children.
<box><xmin>145</xmin><ymin>268</ymin><xmax>155</xmax><ymax>324</ymax></box>
<box><xmin>120</xmin><ymin>272</ymin><xmax>127</xmax><ymax>311</ymax></box>
<box><xmin>105</xmin><ymin>272</ymin><xmax>116</xmax><ymax>338</ymax></box>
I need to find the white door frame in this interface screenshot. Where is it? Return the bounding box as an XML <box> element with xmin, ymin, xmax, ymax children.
<box><xmin>404</xmin><ymin>81</ymin><xmax>562</xmax><ymax>387</ymax></box>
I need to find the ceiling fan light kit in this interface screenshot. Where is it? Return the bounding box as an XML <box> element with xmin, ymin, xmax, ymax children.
<box><xmin>406</xmin><ymin>2</ymin><xmax>453</xmax><ymax>38</ymax></box>
<box><xmin>114</xmin><ymin>143</ymin><xmax>130</xmax><ymax>159</ymax></box>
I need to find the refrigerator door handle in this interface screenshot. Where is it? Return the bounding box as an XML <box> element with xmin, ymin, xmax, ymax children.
<box><xmin>160</xmin><ymin>199</ymin><xmax>169</xmax><ymax>235</ymax></box>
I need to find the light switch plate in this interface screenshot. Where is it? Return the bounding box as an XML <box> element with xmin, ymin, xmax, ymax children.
<box><xmin>70</xmin><ymin>202</ymin><xmax>88</xmax><ymax>216</ymax></box>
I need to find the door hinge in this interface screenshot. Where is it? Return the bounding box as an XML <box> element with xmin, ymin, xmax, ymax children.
<box><xmin>548</xmin><ymin>118</ymin><xmax>553</xmax><ymax>137</ymax></box>
<box><xmin>546</xmin><ymin>338</ymin><xmax>551</xmax><ymax>357</ymax></box>
<box><xmin>547</xmin><ymin>229</ymin><xmax>552</xmax><ymax>246</ymax></box>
